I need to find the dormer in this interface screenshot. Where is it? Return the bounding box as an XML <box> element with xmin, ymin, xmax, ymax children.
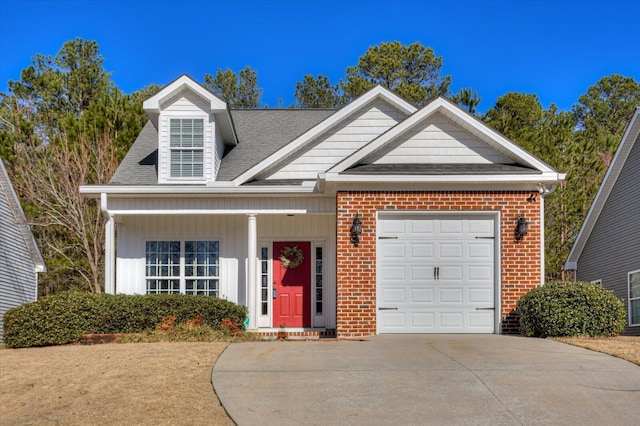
<box><xmin>143</xmin><ymin>75</ymin><xmax>237</xmax><ymax>184</ymax></box>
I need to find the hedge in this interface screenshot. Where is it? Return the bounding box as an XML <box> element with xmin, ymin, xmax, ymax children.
<box><xmin>3</xmin><ymin>291</ymin><xmax>247</xmax><ymax>348</ymax></box>
<box><xmin>517</xmin><ymin>281</ymin><xmax>626</xmax><ymax>337</ymax></box>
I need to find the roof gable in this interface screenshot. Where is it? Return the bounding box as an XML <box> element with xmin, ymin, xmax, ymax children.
<box><xmin>329</xmin><ymin>97</ymin><xmax>557</xmax><ymax>174</ymax></box>
<box><xmin>0</xmin><ymin>161</ymin><xmax>46</xmax><ymax>272</ymax></box>
<box><xmin>143</xmin><ymin>74</ymin><xmax>237</xmax><ymax>146</ymax></box>
<box><xmin>143</xmin><ymin>74</ymin><xmax>227</xmax><ymax>113</ymax></box>
<box><xmin>360</xmin><ymin>111</ymin><xmax>513</xmax><ymax>166</ymax></box>
<box><xmin>233</xmin><ymin>85</ymin><xmax>417</xmax><ymax>185</ymax></box>
<box><xmin>566</xmin><ymin>108</ymin><xmax>640</xmax><ymax>269</ymax></box>
<box><xmin>257</xmin><ymin>98</ymin><xmax>409</xmax><ymax>181</ymax></box>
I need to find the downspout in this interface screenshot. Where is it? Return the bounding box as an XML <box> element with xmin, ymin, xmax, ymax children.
<box><xmin>100</xmin><ymin>193</ymin><xmax>115</xmax><ymax>294</ymax></box>
<box><xmin>537</xmin><ymin>183</ymin><xmax>557</xmax><ymax>286</ymax></box>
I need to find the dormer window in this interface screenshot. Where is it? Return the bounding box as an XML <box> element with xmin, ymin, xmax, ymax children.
<box><xmin>170</xmin><ymin>118</ymin><xmax>204</xmax><ymax>178</ymax></box>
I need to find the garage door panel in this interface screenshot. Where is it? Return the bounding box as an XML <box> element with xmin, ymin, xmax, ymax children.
<box><xmin>410</xmin><ymin>288</ymin><xmax>434</xmax><ymax>303</ymax></box>
<box><xmin>469</xmin><ymin>312</ymin><xmax>494</xmax><ymax>328</ymax></box>
<box><xmin>440</xmin><ymin>243</ymin><xmax>463</xmax><ymax>258</ymax></box>
<box><xmin>468</xmin><ymin>220</ymin><xmax>493</xmax><ymax>236</ymax></box>
<box><xmin>468</xmin><ymin>265</ymin><xmax>492</xmax><ymax>281</ymax></box>
<box><xmin>439</xmin><ymin>220</ymin><xmax>464</xmax><ymax>236</ymax></box>
<box><xmin>410</xmin><ymin>243</ymin><xmax>434</xmax><ymax>259</ymax></box>
<box><xmin>380</xmin><ymin>265</ymin><xmax>406</xmax><ymax>281</ymax></box>
<box><xmin>410</xmin><ymin>266</ymin><xmax>433</xmax><ymax>281</ymax></box>
<box><xmin>378</xmin><ymin>214</ymin><xmax>496</xmax><ymax>334</ymax></box>
<box><xmin>409</xmin><ymin>219</ymin><xmax>434</xmax><ymax>236</ymax></box>
<box><xmin>381</xmin><ymin>243</ymin><xmax>405</xmax><ymax>258</ymax></box>
<box><xmin>438</xmin><ymin>265</ymin><xmax>463</xmax><ymax>280</ymax></box>
<box><xmin>468</xmin><ymin>243</ymin><xmax>493</xmax><ymax>258</ymax></box>
<box><xmin>439</xmin><ymin>288</ymin><xmax>464</xmax><ymax>303</ymax></box>
<box><xmin>411</xmin><ymin>312</ymin><xmax>435</xmax><ymax>327</ymax></box>
<box><xmin>469</xmin><ymin>288</ymin><xmax>493</xmax><ymax>303</ymax></box>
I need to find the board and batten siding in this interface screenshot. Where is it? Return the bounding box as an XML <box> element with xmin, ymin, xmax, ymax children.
<box><xmin>157</xmin><ymin>89</ymin><xmax>216</xmax><ymax>184</ymax></box>
<box><xmin>576</xmin><ymin>133</ymin><xmax>640</xmax><ymax>335</ymax></box>
<box><xmin>115</xmin><ymin>213</ymin><xmax>336</xmax><ymax>328</ymax></box>
<box><xmin>262</xmin><ymin>100</ymin><xmax>408</xmax><ymax>180</ymax></box>
<box><xmin>0</xmin><ymin>172</ymin><xmax>38</xmax><ymax>342</ymax></box>
<box><xmin>364</xmin><ymin>112</ymin><xmax>512</xmax><ymax>165</ymax></box>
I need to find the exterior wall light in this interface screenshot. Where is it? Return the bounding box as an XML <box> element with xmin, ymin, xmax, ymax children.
<box><xmin>350</xmin><ymin>212</ymin><xmax>363</xmax><ymax>246</ymax></box>
<box><xmin>515</xmin><ymin>216</ymin><xmax>529</xmax><ymax>241</ymax></box>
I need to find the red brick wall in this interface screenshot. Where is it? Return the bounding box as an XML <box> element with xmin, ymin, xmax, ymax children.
<box><xmin>336</xmin><ymin>191</ymin><xmax>541</xmax><ymax>337</ymax></box>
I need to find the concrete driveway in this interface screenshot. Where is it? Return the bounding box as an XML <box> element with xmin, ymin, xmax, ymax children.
<box><xmin>212</xmin><ymin>335</ymin><xmax>640</xmax><ymax>425</ymax></box>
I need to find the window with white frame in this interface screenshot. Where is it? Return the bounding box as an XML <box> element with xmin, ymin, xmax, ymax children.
<box><xmin>145</xmin><ymin>240</ymin><xmax>219</xmax><ymax>296</ymax></box>
<box><xmin>629</xmin><ymin>270</ymin><xmax>640</xmax><ymax>326</ymax></box>
<box><xmin>315</xmin><ymin>246</ymin><xmax>323</xmax><ymax>315</ymax></box>
<box><xmin>170</xmin><ymin>118</ymin><xmax>204</xmax><ymax>178</ymax></box>
<box><xmin>260</xmin><ymin>247</ymin><xmax>270</xmax><ymax>315</ymax></box>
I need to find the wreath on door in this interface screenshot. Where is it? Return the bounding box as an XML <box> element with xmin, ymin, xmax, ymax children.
<box><xmin>279</xmin><ymin>245</ymin><xmax>304</xmax><ymax>269</ymax></box>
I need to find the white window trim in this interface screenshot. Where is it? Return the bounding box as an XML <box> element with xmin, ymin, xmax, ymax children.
<box><xmin>629</xmin><ymin>269</ymin><xmax>640</xmax><ymax>327</ymax></box>
<box><xmin>145</xmin><ymin>240</ymin><xmax>220</xmax><ymax>296</ymax></box>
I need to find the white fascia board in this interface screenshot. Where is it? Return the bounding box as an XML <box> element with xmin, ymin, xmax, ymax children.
<box><xmin>323</xmin><ymin>171</ymin><xmax>565</xmax><ymax>184</ymax></box>
<box><xmin>329</xmin><ymin>98</ymin><xmax>557</xmax><ymax>174</ymax></box>
<box><xmin>108</xmin><ymin>209</ymin><xmax>314</xmax><ymax>216</ymax></box>
<box><xmin>143</xmin><ymin>75</ymin><xmax>227</xmax><ymax>112</ymax></box>
<box><xmin>79</xmin><ymin>184</ymin><xmax>319</xmax><ymax>197</ymax></box>
<box><xmin>232</xmin><ymin>85</ymin><xmax>417</xmax><ymax>186</ymax></box>
<box><xmin>565</xmin><ymin>108</ymin><xmax>640</xmax><ymax>270</ymax></box>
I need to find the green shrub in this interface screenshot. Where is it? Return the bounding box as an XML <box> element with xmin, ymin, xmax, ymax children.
<box><xmin>517</xmin><ymin>281</ymin><xmax>626</xmax><ymax>337</ymax></box>
<box><xmin>2</xmin><ymin>291</ymin><xmax>247</xmax><ymax>348</ymax></box>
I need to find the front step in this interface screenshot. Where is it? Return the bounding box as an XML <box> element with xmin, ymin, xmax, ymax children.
<box><xmin>254</xmin><ymin>329</ymin><xmax>336</xmax><ymax>340</ymax></box>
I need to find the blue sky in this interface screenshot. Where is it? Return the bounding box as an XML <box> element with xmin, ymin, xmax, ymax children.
<box><xmin>1</xmin><ymin>0</ymin><xmax>638</xmax><ymax>112</ymax></box>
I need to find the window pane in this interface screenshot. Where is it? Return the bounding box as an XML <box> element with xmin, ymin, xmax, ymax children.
<box><xmin>631</xmin><ymin>300</ymin><xmax>640</xmax><ymax>325</ymax></box>
<box><xmin>630</xmin><ymin>272</ymin><xmax>640</xmax><ymax>299</ymax></box>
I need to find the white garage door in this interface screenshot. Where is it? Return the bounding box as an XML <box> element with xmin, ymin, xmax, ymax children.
<box><xmin>377</xmin><ymin>214</ymin><xmax>496</xmax><ymax>333</ymax></box>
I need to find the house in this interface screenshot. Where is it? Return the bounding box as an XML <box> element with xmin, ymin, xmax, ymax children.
<box><xmin>0</xmin><ymin>160</ymin><xmax>46</xmax><ymax>342</ymax></box>
<box><xmin>80</xmin><ymin>75</ymin><xmax>565</xmax><ymax>337</ymax></box>
<box><xmin>565</xmin><ymin>108</ymin><xmax>640</xmax><ymax>335</ymax></box>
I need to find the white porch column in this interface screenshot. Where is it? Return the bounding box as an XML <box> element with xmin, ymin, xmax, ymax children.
<box><xmin>101</xmin><ymin>193</ymin><xmax>116</xmax><ymax>294</ymax></box>
<box><xmin>247</xmin><ymin>214</ymin><xmax>257</xmax><ymax>329</ymax></box>
<box><xmin>104</xmin><ymin>215</ymin><xmax>115</xmax><ymax>294</ymax></box>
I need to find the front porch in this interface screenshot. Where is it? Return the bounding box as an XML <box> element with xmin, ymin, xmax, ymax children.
<box><xmin>104</xmin><ymin>200</ymin><xmax>337</xmax><ymax>332</ymax></box>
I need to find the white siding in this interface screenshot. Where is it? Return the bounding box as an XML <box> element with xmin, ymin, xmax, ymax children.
<box><xmin>115</xmin><ymin>214</ymin><xmax>336</xmax><ymax>328</ymax></box>
<box><xmin>158</xmin><ymin>89</ymin><xmax>217</xmax><ymax>184</ymax></box>
<box><xmin>0</xmin><ymin>177</ymin><xmax>38</xmax><ymax>342</ymax></box>
<box><xmin>214</xmin><ymin>125</ymin><xmax>225</xmax><ymax>180</ymax></box>
<box><xmin>364</xmin><ymin>112</ymin><xmax>512</xmax><ymax>165</ymax></box>
<box><xmin>108</xmin><ymin>196</ymin><xmax>336</xmax><ymax>214</ymax></box>
<box><xmin>263</xmin><ymin>100</ymin><xmax>408</xmax><ymax>180</ymax></box>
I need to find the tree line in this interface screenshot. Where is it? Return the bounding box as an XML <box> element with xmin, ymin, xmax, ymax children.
<box><xmin>1</xmin><ymin>38</ymin><xmax>638</xmax><ymax>294</ymax></box>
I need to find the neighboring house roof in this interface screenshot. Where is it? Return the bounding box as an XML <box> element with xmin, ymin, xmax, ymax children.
<box><xmin>0</xmin><ymin>161</ymin><xmax>46</xmax><ymax>273</ymax></box>
<box><xmin>565</xmin><ymin>107</ymin><xmax>640</xmax><ymax>270</ymax></box>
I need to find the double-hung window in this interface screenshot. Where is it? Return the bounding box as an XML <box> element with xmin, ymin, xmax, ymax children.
<box><xmin>170</xmin><ymin>118</ymin><xmax>204</xmax><ymax>178</ymax></box>
<box><xmin>629</xmin><ymin>270</ymin><xmax>640</xmax><ymax>326</ymax></box>
<box><xmin>146</xmin><ymin>240</ymin><xmax>220</xmax><ymax>296</ymax></box>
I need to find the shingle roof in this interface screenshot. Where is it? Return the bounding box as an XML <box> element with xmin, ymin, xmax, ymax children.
<box><xmin>217</xmin><ymin>109</ymin><xmax>334</xmax><ymax>181</ymax></box>
<box><xmin>109</xmin><ymin>109</ymin><xmax>334</xmax><ymax>185</ymax></box>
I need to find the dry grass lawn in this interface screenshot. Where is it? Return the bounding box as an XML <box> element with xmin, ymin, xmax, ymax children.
<box><xmin>0</xmin><ymin>342</ymin><xmax>233</xmax><ymax>425</ymax></box>
<box><xmin>552</xmin><ymin>336</ymin><xmax>640</xmax><ymax>366</ymax></box>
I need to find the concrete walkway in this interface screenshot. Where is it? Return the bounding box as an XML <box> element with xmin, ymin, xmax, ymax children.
<box><xmin>212</xmin><ymin>335</ymin><xmax>640</xmax><ymax>425</ymax></box>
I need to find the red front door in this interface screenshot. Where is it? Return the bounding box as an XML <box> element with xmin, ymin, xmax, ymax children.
<box><xmin>273</xmin><ymin>242</ymin><xmax>311</xmax><ymax>328</ymax></box>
